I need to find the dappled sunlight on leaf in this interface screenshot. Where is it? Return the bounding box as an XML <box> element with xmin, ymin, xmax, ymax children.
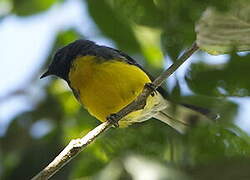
<box><xmin>196</xmin><ymin>3</ymin><xmax>250</xmax><ymax>55</ymax></box>
<box><xmin>133</xmin><ymin>25</ymin><xmax>164</xmax><ymax>67</ymax></box>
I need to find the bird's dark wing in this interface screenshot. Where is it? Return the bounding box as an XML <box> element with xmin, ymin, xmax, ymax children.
<box><xmin>99</xmin><ymin>46</ymin><xmax>218</xmax><ymax>120</ymax></box>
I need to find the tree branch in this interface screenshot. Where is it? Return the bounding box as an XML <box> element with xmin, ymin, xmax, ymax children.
<box><xmin>31</xmin><ymin>42</ymin><xmax>199</xmax><ymax>180</ymax></box>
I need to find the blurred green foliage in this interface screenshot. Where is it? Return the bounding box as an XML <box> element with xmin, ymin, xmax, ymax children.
<box><xmin>12</xmin><ymin>0</ymin><xmax>57</xmax><ymax>16</ymax></box>
<box><xmin>186</xmin><ymin>53</ymin><xmax>250</xmax><ymax>97</ymax></box>
<box><xmin>1</xmin><ymin>0</ymin><xmax>250</xmax><ymax>180</ymax></box>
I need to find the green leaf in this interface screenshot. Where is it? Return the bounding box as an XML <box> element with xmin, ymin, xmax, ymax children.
<box><xmin>185</xmin><ymin>124</ymin><xmax>250</xmax><ymax>164</ymax></box>
<box><xmin>86</xmin><ymin>0</ymin><xmax>140</xmax><ymax>53</ymax></box>
<box><xmin>12</xmin><ymin>0</ymin><xmax>59</xmax><ymax>16</ymax></box>
<box><xmin>196</xmin><ymin>3</ymin><xmax>250</xmax><ymax>55</ymax></box>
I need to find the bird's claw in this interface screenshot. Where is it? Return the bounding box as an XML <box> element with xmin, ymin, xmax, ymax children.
<box><xmin>145</xmin><ymin>83</ymin><xmax>157</xmax><ymax>96</ymax></box>
<box><xmin>107</xmin><ymin>113</ymin><xmax>120</xmax><ymax>128</ymax></box>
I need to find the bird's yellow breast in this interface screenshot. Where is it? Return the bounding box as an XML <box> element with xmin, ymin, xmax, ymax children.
<box><xmin>68</xmin><ymin>56</ymin><xmax>152</xmax><ymax>125</ymax></box>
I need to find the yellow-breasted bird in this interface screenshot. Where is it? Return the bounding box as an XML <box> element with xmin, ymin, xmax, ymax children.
<box><xmin>41</xmin><ymin>40</ymin><xmax>218</xmax><ymax>133</ymax></box>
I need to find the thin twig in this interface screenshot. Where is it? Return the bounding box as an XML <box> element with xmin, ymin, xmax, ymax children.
<box><xmin>31</xmin><ymin>42</ymin><xmax>199</xmax><ymax>180</ymax></box>
<box><xmin>31</xmin><ymin>122</ymin><xmax>112</xmax><ymax>180</ymax></box>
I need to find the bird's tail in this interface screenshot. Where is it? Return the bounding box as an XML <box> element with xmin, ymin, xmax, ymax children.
<box><xmin>153</xmin><ymin>102</ymin><xmax>219</xmax><ymax>133</ymax></box>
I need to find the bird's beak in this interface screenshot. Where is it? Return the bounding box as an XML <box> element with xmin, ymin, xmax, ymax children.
<box><xmin>40</xmin><ymin>70</ymin><xmax>51</xmax><ymax>79</ymax></box>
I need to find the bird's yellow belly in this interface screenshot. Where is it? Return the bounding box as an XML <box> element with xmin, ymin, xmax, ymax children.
<box><xmin>68</xmin><ymin>56</ymin><xmax>154</xmax><ymax>126</ymax></box>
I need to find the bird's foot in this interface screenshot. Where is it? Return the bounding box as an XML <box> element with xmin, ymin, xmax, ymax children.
<box><xmin>107</xmin><ymin>113</ymin><xmax>120</xmax><ymax>128</ymax></box>
<box><xmin>145</xmin><ymin>83</ymin><xmax>157</xmax><ymax>96</ymax></box>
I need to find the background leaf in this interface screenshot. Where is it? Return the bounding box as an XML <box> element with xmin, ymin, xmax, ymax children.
<box><xmin>196</xmin><ymin>2</ymin><xmax>250</xmax><ymax>55</ymax></box>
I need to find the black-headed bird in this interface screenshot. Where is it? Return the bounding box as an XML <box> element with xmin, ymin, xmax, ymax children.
<box><xmin>41</xmin><ymin>40</ymin><xmax>217</xmax><ymax>133</ymax></box>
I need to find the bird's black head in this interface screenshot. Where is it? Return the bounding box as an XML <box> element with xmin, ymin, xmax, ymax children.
<box><xmin>40</xmin><ymin>39</ymin><xmax>96</xmax><ymax>81</ymax></box>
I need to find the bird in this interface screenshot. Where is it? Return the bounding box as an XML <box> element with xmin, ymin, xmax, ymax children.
<box><xmin>41</xmin><ymin>39</ymin><xmax>218</xmax><ymax>133</ymax></box>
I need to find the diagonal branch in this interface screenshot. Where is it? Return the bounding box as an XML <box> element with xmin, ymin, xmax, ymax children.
<box><xmin>31</xmin><ymin>42</ymin><xmax>199</xmax><ymax>180</ymax></box>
